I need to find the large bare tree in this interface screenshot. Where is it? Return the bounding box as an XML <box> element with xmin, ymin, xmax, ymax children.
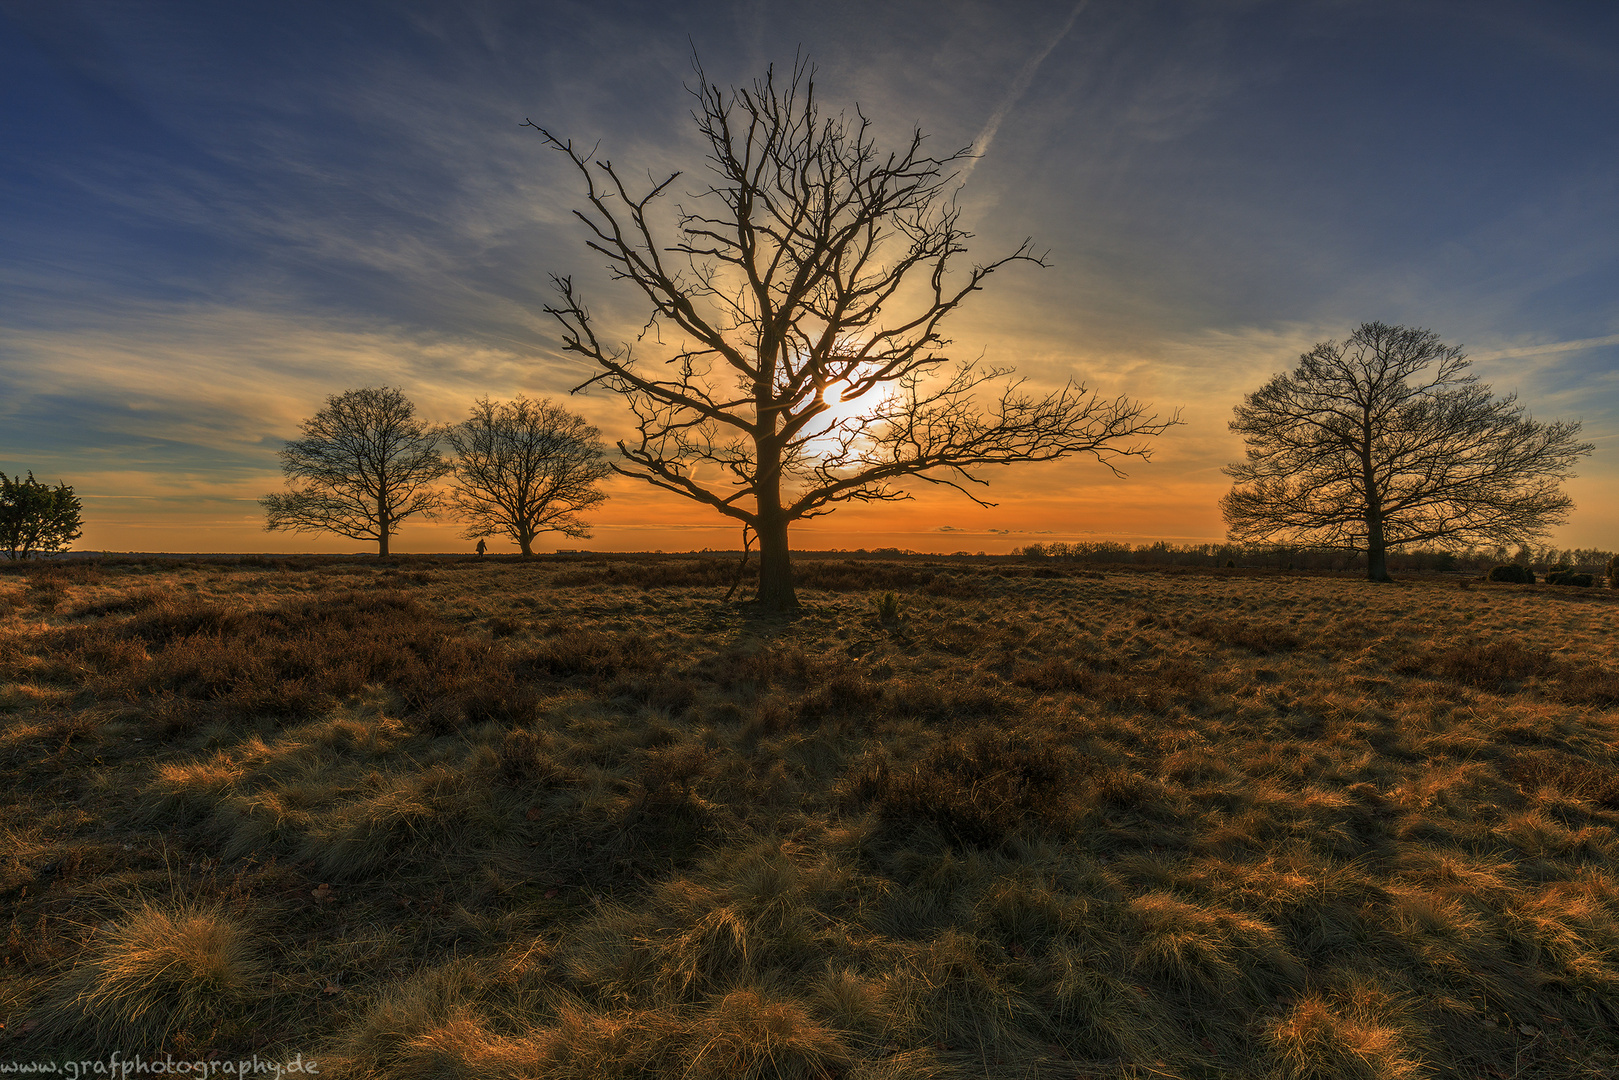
<box><xmin>1223</xmin><ymin>322</ymin><xmax>1592</xmax><ymax>582</ymax></box>
<box><xmin>532</xmin><ymin>60</ymin><xmax>1175</xmax><ymax>609</ymax></box>
<box><xmin>446</xmin><ymin>396</ymin><xmax>611</xmax><ymax>556</ymax></box>
<box><xmin>262</xmin><ymin>387</ymin><xmax>448</xmax><ymax>556</ymax></box>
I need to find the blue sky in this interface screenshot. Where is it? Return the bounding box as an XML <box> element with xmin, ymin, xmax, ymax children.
<box><xmin>2</xmin><ymin>0</ymin><xmax>1615</xmax><ymax>552</ymax></box>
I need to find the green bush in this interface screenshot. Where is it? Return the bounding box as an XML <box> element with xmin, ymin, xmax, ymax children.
<box><xmin>1487</xmin><ymin>564</ymin><xmax>1534</xmax><ymax>584</ymax></box>
<box><xmin>1608</xmin><ymin>553</ymin><xmax>1619</xmax><ymax>589</ymax></box>
<box><xmin>0</xmin><ymin>472</ymin><xmax>82</xmax><ymax>560</ymax></box>
<box><xmin>1547</xmin><ymin>571</ymin><xmax>1594</xmax><ymax>587</ymax></box>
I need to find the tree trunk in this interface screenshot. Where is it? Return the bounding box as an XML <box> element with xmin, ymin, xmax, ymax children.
<box><xmin>1360</xmin><ymin>422</ymin><xmax>1390</xmax><ymax>582</ymax></box>
<box><xmin>378</xmin><ymin>490</ymin><xmax>391</xmax><ymax>557</ymax></box>
<box><xmin>1365</xmin><ymin>515</ymin><xmax>1391</xmax><ymax>582</ymax></box>
<box><xmin>519</xmin><ymin>534</ymin><xmax>534</xmax><ymax>558</ymax></box>
<box><xmin>753</xmin><ymin>417</ymin><xmax>797</xmax><ymax>610</ymax></box>
<box><xmin>755</xmin><ymin>512</ymin><xmax>796</xmax><ymax>610</ymax></box>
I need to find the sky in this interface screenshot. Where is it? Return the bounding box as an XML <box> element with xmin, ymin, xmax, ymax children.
<box><xmin>2</xmin><ymin>0</ymin><xmax>1615</xmax><ymax>555</ymax></box>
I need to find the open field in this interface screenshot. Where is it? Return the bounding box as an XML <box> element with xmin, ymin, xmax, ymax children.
<box><xmin>2</xmin><ymin>556</ymin><xmax>1618</xmax><ymax>1079</ymax></box>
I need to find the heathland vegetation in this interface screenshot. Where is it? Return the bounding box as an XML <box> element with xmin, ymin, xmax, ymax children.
<box><xmin>3</xmin><ymin>555</ymin><xmax>1618</xmax><ymax>1077</ymax></box>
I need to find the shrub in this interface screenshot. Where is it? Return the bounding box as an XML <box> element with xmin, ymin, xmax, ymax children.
<box><xmin>844</xmin><ymin>726</ymin><xmax>1084</xmax><ymax>848</ymax></box>
<box><xmin>53</xmin><ymin>590</ymin><xmax>544</xmax><ymax>731</ymax></box>
<box><xmin>1547</xmin><ymin>570</ymin><xmax>1594</xmax><ymax>587</ymax></box>
<box><xmin>551</xmin><ymin>558</ymin><xmax>736</xmax><ymax>590</ymax></box>
<box><xmin>1186</xmin><ymin>617</ymin><xmax>1301</xmax><ymax>655</ymax></box>
<box><xmin>1013</xmin><ymin>657</ymin><xmax>1092</xmax><ymax>694</ymax></box>
<box><xmin>1394</xmin><ymin>638</ymin><xmax>1557</xmax><ymax>690</ymax></box>
<box><xmin>1487</xmin><ymin>564</ymin><xmax>1534</xmax><ymax>584</ymax></box>
<box><xmin>1503</xmin><ymin>750</ymin><xmax>1619</xmax><ymax>809</ymax></box>
<box><xmin>1609</xmin><ymin>553</ymin><xmax>1619</xmax><ymax>589</ymax></box>
<box><xmin>492</xmin><ymin>728</ymin><xmax>577</xmax><ymax>788</ymax></box>
<box><xmin>874</xmin><ymin>591</ymin><xmax>900</xmax><ymax>624</ymax></box>
<box><xmin>794</xmin><ymin>560</ymin><xmax>938</xmax><ymax>592</ymax></box>
<box><xmin>72</xmin><ymin>586</ymin><xmax>167</xmax><ymax>618</ymax></box>
<box><xmin>796</xmin><ymin>669</ymin><xmax>884</xmax><ymax>721</ymax></box>
<box><xmin>522</xmin><ymin>629</ymin><xmax>661</xmax><ymax>680</ymax></box>
<box><xmin>26</xmin><ymin>575</ymin><xmax>67</xmax><ymax>611</ymax></box>
<box><xmin>0</xmin><ymin>472</ymin><xmax>82</xmax><ymax>559</ymax></box>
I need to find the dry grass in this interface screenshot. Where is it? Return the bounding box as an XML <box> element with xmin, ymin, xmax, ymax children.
<box><xmin>2</xmin><ymin>555</ymin><xmax>1618</xmax><ymax>1077</ymax></box>
<box><xmin>36</xmin><ymin>903</ymin><xmax>263</xmax><ymax>1052</ymax></box>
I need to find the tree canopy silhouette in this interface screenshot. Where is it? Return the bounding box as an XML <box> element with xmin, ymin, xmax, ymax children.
<box><xmin>531</xmin><ymin>58</ymin><xmax>1175</xmax><ymax>609</ymax></box>
<box><xmin>262</xmin><ymin>387</ymin><xmax>449</xmax><ymax>556</ymax></box>
<box><xmin>0</xmin><ymin>472</ymin><xmax>82</xmax><ymax>560</ymax></box>
<box><xmin>446</xmin><ymin>397</ymin><xmax>610</xmax><ymax>556</ymax></box>
<box><xmin>1223</xmin><ymin>322</ymin><xmax>1592</xmax><ymax>582</ymax></box>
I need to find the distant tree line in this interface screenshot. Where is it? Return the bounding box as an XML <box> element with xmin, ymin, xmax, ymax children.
<box><xmin>261</xmin><ymin>387</ymin><xmax>611</xmax><ymax>556</ymax></box>
<box><xmin>1016</xmin><ymin>539</ymin><xmax>1615</xmax><ymax>576</ymax></box>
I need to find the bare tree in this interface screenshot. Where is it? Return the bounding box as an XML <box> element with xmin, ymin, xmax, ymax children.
<box><xmin>446</xmin><ymin>397</ymin><xmax>611</xmax><ymax>556</ymax></box>
<box><xmin>1222</xmin><ymin>322</ymin><xmax>1592</xmax><ymax>582</ymax></box>
<box><xmin>532</xmin><ymin>59</ymin><xmax>1176</xmax><ymax>609</ymax></box>
<box><xmin>262</xmin><ymin>387</ymin><xmax>449</xmax><ymax>556</ymax></box>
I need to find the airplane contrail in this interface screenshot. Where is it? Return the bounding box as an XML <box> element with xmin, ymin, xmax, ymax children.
<box><xmin>956</xmin><ymin>0</ymin><xmax>1089</xmax><ymax>188</ymax></box>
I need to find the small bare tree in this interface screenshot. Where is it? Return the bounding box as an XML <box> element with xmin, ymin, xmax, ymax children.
<box><xmin>446</xmin><ymin>397</ymin><xmax>611</xmax><ymax>556</ymax></box>
<box><xmin>262</xmin><ymin>387</ymin><xmax>448</xmax><ymax>556</ymax></box>
<box><xmin>1223</xmin><ymin>322</ymin><xmax>1592</xmax><ymax>582</ymax></box>
<box><xmin>532</xmin><ymin>60</ymin><xmax>1175</xmax><ymax>609</ymax></box>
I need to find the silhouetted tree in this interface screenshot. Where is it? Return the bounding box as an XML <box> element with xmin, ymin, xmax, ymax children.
<box><xmin>1223</xmin><ymin>322</ymin><xmax>1591</xmax><ymax>582</ymax></box>
<box><xmin>532</xmin><ymin>58</ymin><xmax>1175</xmax><ymax>610</ymax></box>
<box><xmin>0</xmin><ymin>472</ymin><xmax>82</xmax><ymax>559</ymax></box>
<box><xmin>446</xmin><ymin>397</ymin><xmax>611</xmax><ymax>556</ymax></box>
<box><xmin>262</xmin><ymin>387</ymin><xmax>448</xmax><ymax>556</ymax></box>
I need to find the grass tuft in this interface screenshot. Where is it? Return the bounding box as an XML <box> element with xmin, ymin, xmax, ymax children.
<box><xmin>1264</xmin><ymin>984</ymin><xmax>1427</xmax><ymax>1080</ymax></box>
<box><xmin>39</xmin><ymin>903</ymin><xmax>261</xmax><ymax>1052</ymax></box>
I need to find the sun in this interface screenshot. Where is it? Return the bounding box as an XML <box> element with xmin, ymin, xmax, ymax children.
<box><xmin>797</xmin><ymin>376</ymin><xmax>891</xmax><ymax>460</ymax></box>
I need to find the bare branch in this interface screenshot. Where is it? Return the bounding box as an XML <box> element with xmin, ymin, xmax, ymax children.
<box><xmin>533</xmin><ymin>56</ymin><xmax>1176</xmax><ymax>607</ymax></box>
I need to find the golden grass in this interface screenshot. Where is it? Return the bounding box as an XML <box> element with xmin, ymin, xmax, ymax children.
<box><xmin>37</xmin><ymin>903</ymin><xmax>262</xmax><ymax>1052</ymax></box>
<box><xmin>1</xmin><ymin>554</ymin><xmax>1617</xmax><ymax>1077</ymax></box>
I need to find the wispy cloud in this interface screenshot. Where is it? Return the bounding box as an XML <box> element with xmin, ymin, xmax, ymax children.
<box><xmin>1468</xmin><ymin>333</ymin><xmax>1619</xmax><ymax>361</ymax></box>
